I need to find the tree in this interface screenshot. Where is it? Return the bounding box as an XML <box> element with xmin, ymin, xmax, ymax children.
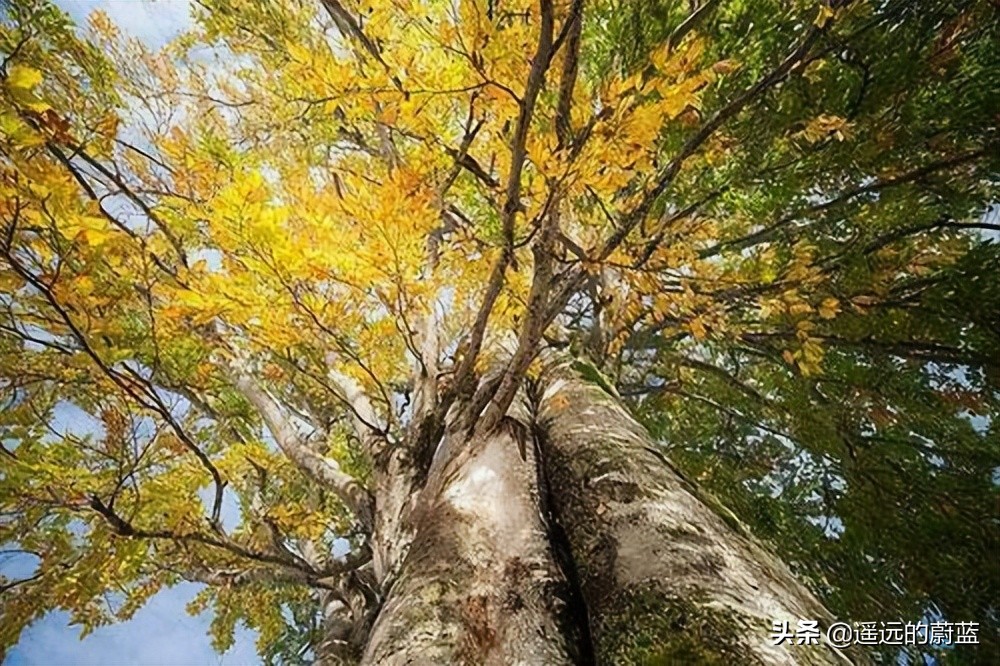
<box><xmin>1</xmin><ymin>0</ymin><xmax>997</xmax><ymax>663</ymax></box>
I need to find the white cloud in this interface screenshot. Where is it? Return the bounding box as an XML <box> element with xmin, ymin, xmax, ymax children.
<box><xmin>58</xmin><ymin>0</ymin><xmax>193</xmax><ymax>49</ymax></box>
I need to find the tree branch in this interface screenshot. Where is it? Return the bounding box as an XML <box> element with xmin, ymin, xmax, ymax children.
<box><xmin>227</xmin><ymin>364</ymin><xmax>374</xmax><ymax>530</ymax></box>
<box><xmin>541</xmin><ymin>17</ymin><xmax>837</xmax><ymax>335</ymax></box>
<box><xmin>701</xmin><ymin>148</ymin><xmax>989</xmax><ymax>258</ymax></box>
<box><xmin>319</xmin><ymin>0</ymin><xmax>404</xmax><ymax>93</ymax></box>
<box><xmin>0</xmin><ymin>238</ymin><xmax>225</xmax><ymax>526</ymax></box>
<box><xmin>667</xmin><ymin>0</ymin><xmax>722</xmax><ymax>51</ymax></box>
<box><xmin>555</xmin><ymin>0</ymin><xmax>583</xmax><ymax>148</ymax></box>
<box><xmin>446</xmin><ymin>0</ymin><xmax>556</xmax><ymax>411</ymax></box>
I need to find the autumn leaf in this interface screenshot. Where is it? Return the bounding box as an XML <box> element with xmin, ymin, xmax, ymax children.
<box><xmin>818</xmin><ymin>297</ymin><xmax>840</xmax><ymax>319</ymax></box>
<box><xmin>814</xmin><ymin>5</ymin><xmax>836</xmax><ymax>28</ymax></box>
<box><xmin>797</xmin><ymin>114</ymin><xmax>853</xmax><ymax>143</ymax></box>
<box><xmin>1</xmin><ymin>1</ymin><xmax>996</xmax><ymax>663</ymax></box>
<box><xmin>5</xmin><ymin>65</ymin><xmax>43</xmax><ymax>91</ymax></box>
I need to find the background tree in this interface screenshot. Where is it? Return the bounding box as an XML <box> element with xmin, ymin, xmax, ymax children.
<box><xmin>1</xmin><ymin>0</ymin><xmax>997</xmax><ymax>664</ymax></box>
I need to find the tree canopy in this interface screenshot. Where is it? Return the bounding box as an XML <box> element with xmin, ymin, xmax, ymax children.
<box><xmin>1</xmin><ymin>0</ymin><xmax>997</xmax><ymax>663</ymax></box>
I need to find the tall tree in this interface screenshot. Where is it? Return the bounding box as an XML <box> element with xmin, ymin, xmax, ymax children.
<box><xmin>1</xmin><ymin>0</ymin><xmax>996</xmax><ymax>664</ymax></box>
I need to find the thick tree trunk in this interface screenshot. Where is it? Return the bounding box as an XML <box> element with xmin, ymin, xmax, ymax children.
<box><xmin>360</xmin><ymin>406</ymin><xmax>579</xmax><ymax>665</ymax></box>
<box><xmin>536</xmin><ymin>364</ymin><xmax>865</xmax><ymax>665</ymax></box>
<box><xmin>352</xmin><ymin>365</ymin><xmax>866</xmax><ymax>664</ymax></box>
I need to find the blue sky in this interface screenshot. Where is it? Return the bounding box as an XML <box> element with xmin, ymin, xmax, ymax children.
<box><xmin>6</xmin><ymin>582</ymin><xmax>260</xmax><ymax>666</ymax></box>
<box><xmin>4</xmin><ymin>2</ymin><xmax>261</xmax><ymax>664</ymax></box>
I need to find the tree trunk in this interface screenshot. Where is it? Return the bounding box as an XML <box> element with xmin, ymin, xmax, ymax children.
<box><xmin>360</xmin><ymin>405</ymin><xmax>580</xmax><ymax>665</ymax></box>
<box><xmin>354</xmin><ymin>366</ymin><xmax>867</xmax><ymax>664</ymax></box>
<box><xmin>536</xmin><ymin>364</ymin><xmax>865</xmax><ymax>665</ymax></box>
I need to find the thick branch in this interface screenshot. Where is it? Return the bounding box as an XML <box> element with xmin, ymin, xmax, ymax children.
<box><xmin>228</xmin><ymin>366</ymin><xmax>374</xmax><ymax>530</ymax></box>
<box><xmin>554</xmin><ymin>0</ymin><xmax>583</xmax><ymax>147</ymax></box>
<box><xmin>476</xmin><ymin>198</ymin><xmax>562</xmax><ymax>432</ymax></box>
<box><xmin>444</xmin><ymin>0</ymin><xmax>556</xmax><ymax>415</ymax></box>
<box><xmin>322</xmin><ymin>354</ymin><xmax>388</xmax><ymax>444</ymax></box>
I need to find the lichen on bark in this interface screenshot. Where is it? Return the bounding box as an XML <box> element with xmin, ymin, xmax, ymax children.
<box><xmin>535</xmin><ymin>361</ymin><xmax>866</xmax><ymax>665</ymax></box>
<box><xmin>596</xmin><ymin>585</ymin><xmax>763</xmax><ymax>665</ymax></box>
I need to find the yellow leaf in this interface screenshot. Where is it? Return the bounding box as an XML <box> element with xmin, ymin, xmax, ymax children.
<box><xmin>78</xmin><ymin>228</ymin><xmax>114</xmax><ymax>246</ymax></box>
<box><xmin>797</xmin><ymin>114</ymin><xmax>853</xmax><ymax>143</ymax></box>
<box><xmin>72</xmin><ymin>275</ymin><xmax>96</xmax><ymax>297</ymax></box>
<box><xmin>96</xmin><ymin>113</ymin><xmax>119</xmax><ymax>140</ymax></box>
<box><xmin>798</xmin><ymin>359</ymin><xmax>820</xmax><ymax>377</ymax></box>
<box><xmin>814</xmin><ymin>5</ymin><xmax>835</xmax><ymax>28</ymax></box>
<box><xmin>789</xmin><ymin>302</ymin><xmax>813</xmax><ymax>316</ymax></box>
<box><xmin>378</xmin><ymin>105</ymin><xmax>398</xmax><ymax>125</ymax></box>
<box><xmin>6</xmin><ymin>65</ymin><xmax>42</xmax><ymax>91</ymax></box>
<box><xmin>550</xmin><ymin>394</ymin><xmax>570</xmax><ymax>411</ymax></box>
<box><xmin>818</xmin><ymin>297</ymin><xmax>840</xmax><ymax>319</ymax></box>
<box><xmin>688</xmin><ymin>317</ymin><xmax>707</xmax><ymax>340</ymax></box>
<box><xmin>650</xmin><ymin>45</ymin><xmax>671</xmax><ymax>72</ymax></box>
<box><xmin>0</xmin><ymin>111</ymin><xmax>45</xmax><ymax>147</ymax></box>
<box><xmin>160</xmin><ymin>306</ymin><xmax>185</xmax><ymax>320</ymax></box>
<box><xmin>852</xmin><ymin>294</ymin><xmax>877</xmax><ymax>309</ymax></box>
<box><xmin>711</xmin><ymin>59</ymin><xmax>740</xmax><ymax>75</ymax></box>
<box><xmin>802</xmin><ymin>339</ymin><xmax>824</xmax><ymax>364</ymax></box>
<box><xmin>286</xmin><ymin>42</ymin><xmax>311</xmax><ymax>64</ymax></box>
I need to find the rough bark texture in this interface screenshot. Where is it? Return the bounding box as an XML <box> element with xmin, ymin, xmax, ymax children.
<box><xmin>370</xmin><ymin>445</ymin><xmax>420</xmax><ymax>585</ymax></box>
<box><xmin>537</xmin><ymin>365</ymin><xmax>866</xmax><ymax>665</ymax></box>
<box><xmin>360</xmin><ymin>410</ymin><xmax>577</xmax><ymax>665</ymax></box>
<box><xmin>350</xmin><ymin>365</ymin><xmax>868</xmax><ymax>664</ymax></box>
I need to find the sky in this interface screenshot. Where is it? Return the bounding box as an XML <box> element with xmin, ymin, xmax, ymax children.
<box><xmin>60</xmin><ymin>0</ymin><xmax>194</xmax><ymax>49</ymax></box>
<box><xmin>6</xmin><ymin>582</ymin><xmax>260</xmax><ymax>666</ymax></box>
<box><xmin>4</xmin><ymin>2</ymin><xmax>262</xmax><ymax>664</ymax></box>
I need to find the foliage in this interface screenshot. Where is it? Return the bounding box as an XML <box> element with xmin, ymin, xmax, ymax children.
<box><xmin>0</xmin><ymin>0</ymin><xmax>996</xmax><ymax>663</ymax></box>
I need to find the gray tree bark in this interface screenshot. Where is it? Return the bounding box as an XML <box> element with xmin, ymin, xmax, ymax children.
<box><xmin>360</xmin><ymin>409</ymin><xmax>579</xmax><ymax>665</ymax></box>
<box><xmin>345</xmin><ymin>366</ymin><xmax>867</xmax><ymax>665</ymax></box>
<box><xmin>535</xmin><ymin>363</ymin><xmax>867</xmax><ymax>665</ymax></box>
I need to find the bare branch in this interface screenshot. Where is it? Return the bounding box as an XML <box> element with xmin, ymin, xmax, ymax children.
<box><xmin>182</xmin><ymin>565</ymin><xmax>309</xmax><ymax>587</ymax></box>
<box><xmin>181</xmin><ymin>542</ymin><xmax>370</xmax><ymax>589</ymax></box>
<box><xmin>701</xmin><ymin>148</ymin><xmax>989</xmax><ymax>258</ymax></box>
